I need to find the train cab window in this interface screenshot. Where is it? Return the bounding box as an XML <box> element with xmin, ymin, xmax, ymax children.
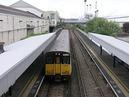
<box><xmin>56</xmin><ymin>57</ymin><xmax>60</xmax><ymax>64</ymax></box>
<box><xmin>46</xmin><ymin>56</ymin><xmax>54</xmax><ymax>64</ymax></box>
<box><xmin>62</xmin><ymin>56</ymin><xmax>70</xmax><ymax>64</ymax></box>
<box><xmin>62</xmin><ymin>54</ymin><xmax>70</xmax><ymax>64</ymax></box>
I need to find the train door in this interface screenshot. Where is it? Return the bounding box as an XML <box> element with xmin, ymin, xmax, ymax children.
<box><xmin>55</xmin><ymin>53</ymin><xmax>61</xmax><ymax>75</ymax></box>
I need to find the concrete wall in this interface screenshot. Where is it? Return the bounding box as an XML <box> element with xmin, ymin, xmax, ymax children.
<box><xmin>0</xmin><ymin>13</ymin><xmax>49</xmax><ymax>45</ymax></box>
<box><xmin>44</xmin><ymin>11</ymin><xmax>60</xmax><ymax>27</ymax></box>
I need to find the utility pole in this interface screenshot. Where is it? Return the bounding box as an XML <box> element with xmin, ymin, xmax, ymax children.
<box><xmin>84</xmin><ymin>0</ymin><xmax>87</xmax><ymax>18</ymax></box>
<box><xmin>95</xmin><ymin>1</ymin><xmax>99</xmax><ymax>17</ymax></box>
<box><xmin>84</xmin><ymin>0</ymin><xmax>90</xmax><ymax>19</ymax></box>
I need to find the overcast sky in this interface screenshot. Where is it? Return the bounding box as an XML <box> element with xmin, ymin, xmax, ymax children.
<box><xmin>0</xmin><ymin>0</ymin><xmax>129</xmax><ymax>18</ymax></box>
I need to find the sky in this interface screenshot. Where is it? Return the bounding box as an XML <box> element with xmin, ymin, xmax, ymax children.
<box><xmin>0</xmin><ymin>0</ymin><xmax>129</xmax><ymax>18</ymax></box>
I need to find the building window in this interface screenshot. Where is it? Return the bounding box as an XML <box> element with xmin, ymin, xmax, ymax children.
<box><xmin>37</xmin><ymin>21</ymin><xmax>39</xmax><ymax>27</ymax></box>
<box><xmin>47</xmin><ymin>16</ymin><xmax>49</xmax><ymax>19</ymax></box>
<box><xmin>41</xmin><ymin>14</ymin><xmax>43</xmax><ymax>17</ymax></box>
<box><xmin>19</xmin><ymin>20</ymin><xmax>23</xmax><ymax>23</ymax></box>
<box><xmin>50</xmin><ymin>13</ymin><xmax>55</xmax><ymax>19</ymax></box>
<box><xmin>53</xmin><ymin>21</ymin><xmax>55</xmax><ymax>25</ymax></box>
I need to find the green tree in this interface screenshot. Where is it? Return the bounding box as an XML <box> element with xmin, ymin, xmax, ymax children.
<box><xmin>86</xmin><ymin>17</ymin><xmax>121</xmax><ymax>36</ymax></box>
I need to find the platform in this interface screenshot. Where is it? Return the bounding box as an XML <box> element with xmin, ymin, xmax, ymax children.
<box><xmin>0</xmin><ymin>33</ymin><xmax>56</xmax><ymax>96</ymax></box>
<box><xmin>88</xmin><ymin>33</ymin><xmax>129</xmax><ymax>66</ymax></box>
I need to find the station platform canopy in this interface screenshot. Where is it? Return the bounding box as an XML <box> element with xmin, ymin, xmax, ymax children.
<box><xmin>88</xmin><ymin>33</ymin><xmax>129</xmax><ymax>65</ymax></box>
<box><xmin>0</xmin><ymin>33</ymin><xmax>56</xmax><ymax>96</ymax></box>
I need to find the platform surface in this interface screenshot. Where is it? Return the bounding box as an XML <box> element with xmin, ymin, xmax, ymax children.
<box><xmin>0</xmin><ymin>33</ymin><xmax>55</xmax><ymax>78</ymax></box>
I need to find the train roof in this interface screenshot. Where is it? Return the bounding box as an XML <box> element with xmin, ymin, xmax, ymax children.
<box><xmin>48</xmin><ymin>29</ymin><xmax>70</xmax><ymax>53</ymax></box>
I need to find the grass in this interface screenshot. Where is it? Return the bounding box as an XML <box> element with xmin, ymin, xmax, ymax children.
<box><xmin>21</xmin><ymin>31</ymin><xmax>48</xmax><ymax>40</ymax></box>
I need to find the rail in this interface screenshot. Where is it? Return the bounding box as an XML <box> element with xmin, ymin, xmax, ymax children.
<box><xmin>34</xmin><ymin>76</ymin><xmax>45</xmax><ymax>97</ymax></box>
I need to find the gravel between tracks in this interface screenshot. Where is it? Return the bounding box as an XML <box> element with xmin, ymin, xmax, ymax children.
<box><xmin>37</xmin><ymin>80</ymin><xmax>70</xmax><ymax>97</ymax></box>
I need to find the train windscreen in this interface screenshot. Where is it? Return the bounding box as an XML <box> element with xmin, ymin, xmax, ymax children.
<box><xmin>62</xmin><ymin>53</ymin><xmax>70</xmax><ymax>64</ymax></box>
<box><xmin>46</xmin><ymin>56</ymin><xmax>54</xmax><ymax>64</ymax></box>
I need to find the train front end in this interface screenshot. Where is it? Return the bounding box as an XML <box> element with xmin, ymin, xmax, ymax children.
<box><xmin>45</xmin><ymin>51</ymin><xmax>71</xmax><ymax>81</ymax></box>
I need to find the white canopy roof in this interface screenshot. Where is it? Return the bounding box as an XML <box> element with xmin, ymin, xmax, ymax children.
<box><xmin>88</xmin><ymin>33</ymin><xmax>129</xmax><ymax>65</ymax></box>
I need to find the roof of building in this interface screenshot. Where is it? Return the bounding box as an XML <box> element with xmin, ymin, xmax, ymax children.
<box><xmin>0</xmin><ymin>4</ymin><xmax>41</xmax><ymax>18</ymax></box>
<box><xmin>10</xmin><ymin>0</ymin><xmax>43</xmax><ymax>13</ymax></box>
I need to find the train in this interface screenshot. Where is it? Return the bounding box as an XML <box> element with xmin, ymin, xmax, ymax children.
<box><xmin>45</xmin><ymin>29</ymin><xmax>71</xmax><ymax>81</ymax></box>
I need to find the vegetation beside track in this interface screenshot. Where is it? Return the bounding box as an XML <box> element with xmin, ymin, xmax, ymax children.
<box><xmin>77</xmin><ymin>17</ymin><xmax>121</xmax><ymax>36</ymax></box>
<box><xmin>21</xmin><ymin>31</ymin><xmax>48</xmax><ymax>40</ymax></box>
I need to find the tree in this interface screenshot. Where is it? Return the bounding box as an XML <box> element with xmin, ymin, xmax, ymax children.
<box><xmin>86</xmin><ymin>17</ymin><xmax>121</xmax><ymax>36</ymax></box>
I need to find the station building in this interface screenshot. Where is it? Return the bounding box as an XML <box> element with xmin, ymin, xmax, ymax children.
<box><xmin>0</xmin><ymin>0</ymin><xmax>60</xmax><ymax>45</ymax></box>
<box><xmin>0</xmin><ymin>4</ymin><xmax>49</xmax><ymax>45</ymax></box>
<box><xmin>43</xmin><ymin>11</ymin><xmax>60</xmax><ymax>32</ymax></box>
<box><xmin>10</xmin><ymin>0</ymin><xmax>60</xmax><ymax>32</ymax></box>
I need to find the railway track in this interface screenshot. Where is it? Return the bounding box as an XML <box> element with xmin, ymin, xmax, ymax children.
<box><xmin>72</xmin><ymin>47</ymin><xmax>88</xmax><ymax>97</ymax></box>
<box><xmin>36</xmin><ymin>79</ymin><xmax>71</xmax><ymax>97</ymax></box>
<box><xmin>27</xmin><ymin>75</ymin><xmax>45</xmax><ymax>97</ymax></box>
<box><xmin>75</xmin><ymin>32</ymin><xmax>105</xmax><ymax>97</ymax></box>
<box><xmin>17</xmin><ymin>66</ymin><xmax>44</xmax><ymax>97</ymax></box>
<box><xmin>18</xmin><ymin>75</ymin><xmax>70</xmax><ymax>97</ymax></box>
<box><xmin>75</xmin><ymin>28</ymin><xmax>129</xmax><ymax>97</ymax></box>
<box><xmin>18</xmin><ymin>71</ymin><xmax>39</xmax><ymax>97</ymax></box>
<box><xmin>70</xmin><ymin>29</ymin><xmax>115</xmax><ymax>97</ymax></box>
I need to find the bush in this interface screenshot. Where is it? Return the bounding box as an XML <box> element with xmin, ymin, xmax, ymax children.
<box><xmin>86</xmin><ymin>17</ymin><xmax>121</xmax><ymax>36</ymax></box>
<box><xmin>21</xmin><ymin>31</ymin><xmax>48</xmax><ymax>40</ymax></box>
<box><xmin>76</xmin><ymin>24</ymin><xmax>85</xmax><ymax>31</ymax></box>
